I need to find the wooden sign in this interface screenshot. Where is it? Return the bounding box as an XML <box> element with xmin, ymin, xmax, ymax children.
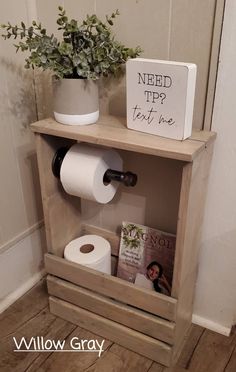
<box><xmin>126</xmin><ymin>58</ymin><xmax>197</xmax><ymax>140</ymax></box>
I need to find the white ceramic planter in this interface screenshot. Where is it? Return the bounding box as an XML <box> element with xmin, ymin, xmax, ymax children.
<box><xmin>52</xmin><ymin>78</ymin><xmax>99</xmax><ymax>125</ymax></box>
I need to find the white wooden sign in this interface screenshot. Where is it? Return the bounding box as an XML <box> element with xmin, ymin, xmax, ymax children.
<box><xmin>126</xmin><ymin>58</ymin><xmax>197</xmax><ymax>140</ymax></box>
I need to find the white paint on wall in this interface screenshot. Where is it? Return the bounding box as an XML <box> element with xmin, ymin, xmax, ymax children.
<box><xmin>193</xmin><ymin>0</ymin><xmax>236</xmax><ymax>333</ymax></box>
<box><xmin>0</xmin><ymin>221</ymin><xmax>43</xmax><ymax>255</ymax></box>
<box><xmin>0</xmin><ymin>226</ymin><xmax>45</xmax><ymax>313</ymax></box>
<box><xmin>26</xmin><ymin>0</ymin><xmax>38</xmax><ymax>23</ymax></box>
<box><xmin>0</xmin><ymin>0</ymin><xmax>44</xmax><ymax>311</ymax></box>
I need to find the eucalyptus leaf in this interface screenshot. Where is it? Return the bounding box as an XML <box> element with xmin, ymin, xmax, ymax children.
<box><xmin>0</xmin><ymin>6</ymin><xmax>142</xmax><ymax>79</ymax></box>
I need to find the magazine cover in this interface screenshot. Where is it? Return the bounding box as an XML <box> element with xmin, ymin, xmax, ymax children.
<box><xmin>117</xmin><ymin>222</ymin><xmax>176</xmax><ymax>296</ymax></box>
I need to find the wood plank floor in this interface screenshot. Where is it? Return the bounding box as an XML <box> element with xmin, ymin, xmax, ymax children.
<box><xmin>0</xmin><ymin>279</ymin><xmax>235</xmax><ymax>372</ymax></box>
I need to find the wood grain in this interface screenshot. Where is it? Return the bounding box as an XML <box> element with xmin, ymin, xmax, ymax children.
<box><xmin>23</xmin><ymin>317</ymin><xmax>76</xmax><ymax>372</ymax></box>
<box><xmin>31</xmin><ymin>116</ymin><xmax>216</xmax><ymax>162</ymax></box>
<box><xmin>49</xmin><ymin>296</ymin><xmax>172</xmax><ymax>366</ymax></box>
<box><xmin>188</xmin><ymin>328</ymin><xmax>236</xmax><ymax>372</ymax></box>
<box><xmin>35</xmin><ymin>134</ymin><xmax>81</xmax><ymax>256</ymax></box>
<box><xmin>148</xmin><ymin>362</ymin><xmax>165</xmax><ymax>372</ymax></box>
<box><xmin>45</xmin><ymin>253</ymin><xmax>177</xmax><ymax>321</ymax></box>
<box><xmin>163</xmin><ymin>368</ymin><xmax>188</xmax><ymax>372</ymax></box>
<box><xmin>32</xmin><ymin>114</ymin><xmax>216</xmax><ymax>367</ymax></box>
<box><xmin>1</xmin><ymin>281</ymin><xmax>235</xmax><ymax>372</ymax></box>
<box><xmin>171</xmin><ymin>142</ymin><xmax>215</xmax><ymax>360</ymax></box>
<box><xmin>0</xmin><ymin>306</ymin><xmax>75</xmax><ymax>372</ymax></box>
<box><xmin>0</xmin><ymin>279</ymin><xmax>48</xmax><ymax>338</ymax></box>
<box><xmin>34</xmin><ymin>327</ymin><xmax>112</xmax><ymax>372</ymax></box>
<box><xmin>85</xmin><ymin>343</ymin><xmax>153</xmax><ymax>372</ymax></box>
<box><xmin>81</xmin><ymin>223</ymin><xmax>121</xmax><ymax>257</ymax></box>
<box><xmin>225</xmin><ymin>342</ymin><xmax>236</xmax><ymax>372</ymax></box>
<box><xmin>47</xmin><ymin>275</ymin><xmax>175</xmax><ymax>344</ymax></box>
<box><xmin>177</xmin><ymin>324</ymin><xmax>204</xmax><ymax>368</ymax></box>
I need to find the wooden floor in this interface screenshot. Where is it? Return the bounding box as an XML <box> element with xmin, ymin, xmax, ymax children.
<box><xmin>0</xmin><ymin>279</ymin><xmax>235</xmax><ymax>372</ymax></box>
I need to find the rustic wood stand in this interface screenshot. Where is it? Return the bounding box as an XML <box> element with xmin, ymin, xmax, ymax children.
<box><xmin>31</xmin><ymin>116</ymin><xmax>216</xmax><ymax>366</ymax></box>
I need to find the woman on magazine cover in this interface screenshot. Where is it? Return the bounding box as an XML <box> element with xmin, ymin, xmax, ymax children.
<box><xmin>135</xmin><ymin>261</ymin><xmax>171</xmax><ymax>295</ymax></box>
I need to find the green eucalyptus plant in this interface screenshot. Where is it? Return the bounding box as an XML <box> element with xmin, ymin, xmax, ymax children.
<box><xmin>1</xmin><ymin>6</ymin><xmax>141</xmax><ymax>79</ymax></box>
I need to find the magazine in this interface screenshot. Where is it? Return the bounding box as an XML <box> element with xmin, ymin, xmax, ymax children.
<box><xmin>117</xmin><ymin>222</ymin><xmax>176</xmax><ymax>296</ymax></box>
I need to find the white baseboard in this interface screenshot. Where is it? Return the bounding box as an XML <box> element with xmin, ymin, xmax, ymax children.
<box><xmin>0</xmin><ymin>270</ymin><xmax>46</xmax><ymax>314</ymax></box>
<box><xmin>192</xmin><ymin>314</ymin><xmax>232</xmax><ymax>336</ymax></box>
<box><xmin>0</xmin><ymin>225</ymin><xmax>45</xmax><ymax>314</ymax></box>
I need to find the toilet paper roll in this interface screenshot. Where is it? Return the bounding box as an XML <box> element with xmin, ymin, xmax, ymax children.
<box><xmin>60</xmin><ymin>143</ymin><xmax>123</xmax><ymax>204</ymax></box>
<box><xmin>64</xmin><ymin>234</ymin><xmax>111</xmax><ymax>274</ymax></box>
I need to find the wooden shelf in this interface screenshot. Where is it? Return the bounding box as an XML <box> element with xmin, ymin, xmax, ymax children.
<box><xmin>31</xmin><ymin>115</ymin><xmax>216</xmax><ymax>162</ymax></box>
<box><xmin>32</xmin><ymin>115</ymin><xmax>216</xmax><ymax>366</ymax></box>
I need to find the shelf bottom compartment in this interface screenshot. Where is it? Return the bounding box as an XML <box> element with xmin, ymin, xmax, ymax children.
<box><xmin>49</xmin><ymin>296</ymin><xmax>173</xmax><ymax>366</ymax></box>
<box><xmin>45</xmin><ymin>253</ymin><xmax>177</xmax><ymax>321</ymax></box>
<box><xmin>47</xmin><ymin>275</ymin><xmax>175</xmax><ymax>345</ymax></box>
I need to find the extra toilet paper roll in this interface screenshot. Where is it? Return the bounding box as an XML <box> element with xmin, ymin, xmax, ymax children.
<box><xmin>60</xmin><ymin>143</ymin><xmax>123</xmax><ymax>204</ymax></box>
<box><xmin>64</xmin><ymin>234</ymin><xmax>111</xmax><ymax>274</ymax></box>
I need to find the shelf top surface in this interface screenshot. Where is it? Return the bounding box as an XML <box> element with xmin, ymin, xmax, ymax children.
<box><xmin>31</xmin><ymin>116</ymin><xmax>216</xmax><ymax>162</ymax></box>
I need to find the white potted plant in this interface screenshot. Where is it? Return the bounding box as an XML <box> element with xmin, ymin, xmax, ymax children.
<box><xmin>1</xmin><ymin>7</ymin><xmax>141</xmax><ymax>125</ymax></box>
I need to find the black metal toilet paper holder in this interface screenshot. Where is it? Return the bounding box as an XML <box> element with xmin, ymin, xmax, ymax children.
<box><xmin>52</xmin><ymin>146</ymin><xmax>138</xmax><ymax>187</ymax></box>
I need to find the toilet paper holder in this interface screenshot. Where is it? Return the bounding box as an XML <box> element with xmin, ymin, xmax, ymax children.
<box><xmin>52</xmin><ymin>146</ymin><xmax>138</xmax><ymax>187</ymax></box>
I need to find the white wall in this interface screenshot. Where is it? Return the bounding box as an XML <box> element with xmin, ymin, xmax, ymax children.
<box><xmin>193</xmin><ymin>0</ymin><xmax>236</xmax><ymax>335</ymax></box>
<box><xmin>0</xmin><ymin>0</ymin><xmax>44</xmax><ymax>311</ymax></box>
<box><xmin>0</xmin><ymin>226</ymin><xmax>45</xmax><ymax>313</ymax></box>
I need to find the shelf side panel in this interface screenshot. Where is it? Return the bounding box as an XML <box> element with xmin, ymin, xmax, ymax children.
<box><xmin>171</xmin><ymin>141</ymin><xmax>215</xmax><ymax>360</ymax></box>
<box><xmin>35</xmin><ymin>134</ymin><xmax>81</xmax><ymax>255</ymax></box>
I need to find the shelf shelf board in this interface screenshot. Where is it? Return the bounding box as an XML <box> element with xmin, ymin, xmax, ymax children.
<box><xmin>31</xmin><ymin>116</ymin><xmax>216</xmax><ymax>162</ymax></box>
